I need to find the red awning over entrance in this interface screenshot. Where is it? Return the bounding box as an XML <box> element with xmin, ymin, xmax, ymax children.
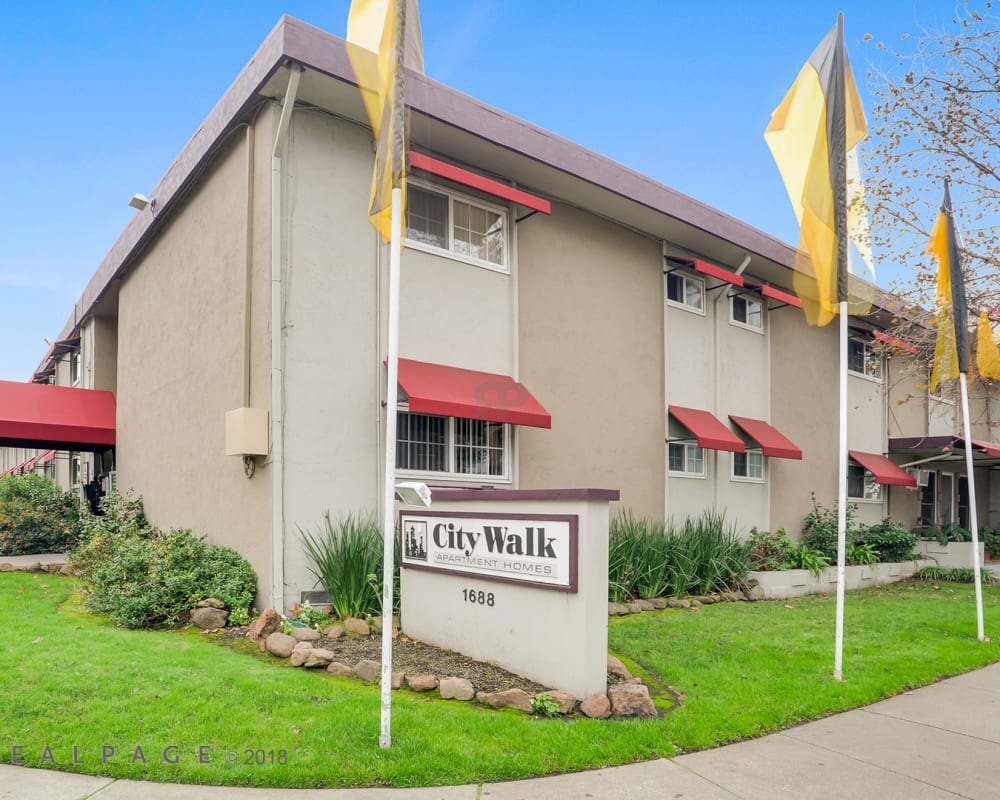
<box><xmin>0</xmin><ymin>381</ymin><xmax>116</xmax><ymax>451</ymax></box>
<box><xmin>730</xmin><ymin>416</ymin><xmax>803</xmax><ymax>459</ymax></box>
<box><xmin>849</xmin><ymin>450</ymin><xmax>916</xmax><ymax>487</ymax></box>
<box><xmin>396</xmin><ymin>359</ymin><xmax>551</xmax><ymax>429</ymax></box>
<box><xmin>668</xmin><ymin>406</ymin><xmax>745</xmax><ymax>452</ymax></box>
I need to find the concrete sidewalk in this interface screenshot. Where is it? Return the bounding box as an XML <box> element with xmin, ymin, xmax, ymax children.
<box><xmin>3</xmin><ymin>661</ymin><xmax>997</xmax><ymax>800</ymax></box>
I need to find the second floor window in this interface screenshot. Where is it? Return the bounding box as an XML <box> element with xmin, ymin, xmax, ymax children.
<box><xmin>406</xmin><ymin>183</ymin><xmax>507</xmax><ymax>271</ymax></box>
<box><xmin>731</xmin><ymin>295</ymin><xmax>763</xmax><ymax>331</ymax></box>
<box><xmin>848</xmin><ymin>337</ymin><xmax>883</xmax><ymax>381</ymax></box>
<box><xmin>666</xmin><ymin>273</ymin><xmax>704</xmax><ymax>312</ymax></box>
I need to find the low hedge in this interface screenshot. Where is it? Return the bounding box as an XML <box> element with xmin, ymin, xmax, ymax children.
<box><xmin>0</xmin><ymin>474</ymin><xmax>82</xmax><ymax>555</ymax></box>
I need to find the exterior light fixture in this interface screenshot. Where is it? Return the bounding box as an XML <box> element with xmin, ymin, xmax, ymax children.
<box><xmin>128</xmin><ymin>193</ymin><xmax>153</xmax><ymax>211</ymax></box>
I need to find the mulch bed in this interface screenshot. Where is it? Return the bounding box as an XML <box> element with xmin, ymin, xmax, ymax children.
<box><xmin>212</xmin><ymin>626</ymin><xmax>554</xmax><ymax>695</ymax></box>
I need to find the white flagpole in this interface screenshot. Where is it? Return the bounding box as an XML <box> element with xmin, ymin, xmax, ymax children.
<box><xmin>379</xmin><ymin>185</ymin><xmax>403</xmax><ymax>748</ymax></box>
<box><xmin>958</xmin><ymin>373</ymin><xmax>986</xmax><ymax>640</ymax></box>
<box><xmin>834</xmin><ymin>300</ymin><xmax>849</xmax><ymax>680</ymax></box>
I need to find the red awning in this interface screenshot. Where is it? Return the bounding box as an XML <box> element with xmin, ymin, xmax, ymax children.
<box><xmin>970</xmin><ymin>439</ymin><xmax>1000</xmax><ymax>458</ymax></box>
<box><xmin>396</xmin><ymin>359</ymin><xmax>551</xmax><ymax>429</ymax></box>
<box><xmin>0</xmin><ymin>381</ymin><xmax>116</xmax><ymax>451</ymax></box>
<box><xmin>849</xmin><ymin>450</ymin><xmax>917</xmax><ymax>487</ymax></box>
<box><xmin>409</xmin><ymin>152</ymin><xmax>551</xmax><ymax>215</ymax></box>
<box><xmin>872</xmin><ymin>330</ymin><xmax>918</xmax><ymax>355</ymax></box>
<box><xmin>669</xmin><ymin>406</ymin><xmax>745</xmax><ymax>452</ymax></box>
<box><xmin>730</xmin><ymin>416</ymin><xmax>803</xmax><ymax>460</ymax></box>
<box><xmin>691</xmin><ymin>260</ymin><xmax>744</xmax><ymax>287</ymax></box>
<box><xmin>745</xmin><ymin>282</ymin><xmax>802</xmax><ymax>309</ymax></box>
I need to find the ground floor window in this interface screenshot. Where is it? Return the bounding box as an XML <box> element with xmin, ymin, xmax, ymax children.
<box><xmin>920</xmin><ymin>471</ymin><xmax>937</xmax><ymax>526</ymax></box>
<box><xmin>668</xmin><ymin>442</ymin><xmax>704</xmax><ymax>476</ymax></box>
<box><xmin>396</xmin><ymin>410</ymin><xmax>508</xmax><ymax>479</ymax></box>
<box><xmin>732</xmin><ymin>450</ymin><xmax>764</xmax><ymax>480</ymax></box>
<box><xmin>847</xmin><ymin>464</ymin><xmax>882</xmax><ymax>501</ymax></box>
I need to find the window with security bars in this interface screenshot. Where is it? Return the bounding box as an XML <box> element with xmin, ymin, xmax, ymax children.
<box><xmin>406</xmin><ymin>182</ymin><xmax>507</xmax><ymax>271</ymax></box>
<box><xmin>396</xmin><ymin>411</ymin><xmax>508</xmax><ymax>479</ymax></box>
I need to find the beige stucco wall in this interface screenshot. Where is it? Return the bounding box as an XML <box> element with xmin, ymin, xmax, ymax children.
<box><xmin>665</xmin><ymin>277</ymin><xmax>772</xmax><ymax>532</ymax></box>
<box><xmin>116</xmin><ymin>108</ymin><xmax>273</xmax><ymax>601</ymax></box>
<box><xmin>279</xmin><ymin>109</ymin><xmax>383</xmax><ymax>609</ymax></box>
<box><xmin>516</xmin><ymin>203</ymin><xmax>663</xmax><ymax>518</ymax></box>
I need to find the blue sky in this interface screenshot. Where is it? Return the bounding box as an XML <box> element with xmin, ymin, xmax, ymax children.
<box><xmin>0</xmin><ymin>1</ymin><xmax>955</xmax><ymax>381</ymax></box>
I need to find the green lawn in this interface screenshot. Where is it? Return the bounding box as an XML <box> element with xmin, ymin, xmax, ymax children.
<box><xmin>1</xmin><ymin>573</ymin><xmax>998</xmax><ymax>788</ymax></box>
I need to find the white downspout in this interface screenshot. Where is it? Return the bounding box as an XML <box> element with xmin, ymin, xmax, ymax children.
<box><xmin>269</xmin><ymin>66</ymin><xmax>302</xmax><ymax>613</ymax></box>
<box><xmin>713</xmin><ymin>254</ymin><xmax>751</xmax><ymax>510</ymax></box>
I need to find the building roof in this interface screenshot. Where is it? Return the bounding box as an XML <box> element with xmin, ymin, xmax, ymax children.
<box><xmin>43</xmin><ymin>15</ymin><xmax>887</xmax><ymax>374</ymax></box>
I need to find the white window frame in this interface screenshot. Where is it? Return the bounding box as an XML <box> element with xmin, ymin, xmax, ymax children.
<box><xmin>395</xmin><ymin>407</ymin><xmax>512</xmax><ymax>483</ymax></box>
<box><xmin>666</xmin><ymin>272</ymin><xmax>706</xmax><ymax>315</ymax></box>
<box><xmin>405</xmin><ymin>179</ymin><xmax>510</xmax><ymax>274</ymax></box>
<box><xmin>731</xmin><ymin>449</ymin><xmax>765</xmax><ymax>482</ymax></box>
<box><xmin>847</xmin><ymin>463</ymin><xmax>883</xmax><ymax>502</ymax></box>
<box><xmin>70</xmin><ymin>350</ymin><xmax>82</xmax><ymax>387</ymax></box>
<box><xmin>848</xmin><ymin>336</ymin><xmax>883</xmax><ymax>382</ymax></box>
<box><xmin>668</xmin><ymin>441</ymin><xmax>706</xmax><ymax>478</ymax></box>
<box><xmin>730</xmin><ymin>293</ymin><xmax>764</xmax><ymax>333</ymax></box>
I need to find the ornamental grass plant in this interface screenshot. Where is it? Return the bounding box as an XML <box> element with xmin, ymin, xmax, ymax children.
<box><xmin>608</xmin><ymin>510</ymin><xmax>750</xmax><ymax>601</ymax></box>
<box><xmin>300</xmin><ymin>510</ymin><xmax>395</xmax><ymax>619</ymax></box>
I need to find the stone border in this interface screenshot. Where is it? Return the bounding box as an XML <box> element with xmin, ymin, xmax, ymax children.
<box><xmin>247</xmin><ymin>608</ymin><xmax>657</xmax><ymax>719</ymax></box>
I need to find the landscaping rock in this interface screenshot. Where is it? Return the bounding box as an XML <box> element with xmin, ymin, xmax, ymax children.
<box><xmin>197</xmin><ymin>597</ymin><xmax>225</xmax><ymax>609</ymax></box>
<box><xmin>634</xmin><ymin>599</ymin><xmax>655</xmax><ymax>611</ymax></box>
<box><xmin>190</xmin><ymin>607</ymin><xmax>228</xmax><ymax>630</ymax></box>
<box><xmin>248</xmin><ymin>609</ymin><xmax>282</xmax><ymax>649</ymax></box>
<box><xmin>649</xmin><ymin>598</ymin><xmax>667</xmax><ymax>610</ymax></box>
<box><xmin>291</xmin><ymin>627</ymin><xmax>321</xmax><ymax>642</ymax></box>
<box><xmin>580</xmin><ymin>694</ymin><xmax>611</xmax><ymax>719</ymax></box>
<box><xmin>371</xmin><ymin>615</ymin><xmax>400</xmax><ymax>632</ymax></box>
<box><xmin>43</xmin><ymin>563</ymin><xmax>64</xmax><ymax>574</ymax></box>
<box><xmin>607</xmin><ymin>655</ymin><xmax>632</xmax><ymax>680</ymax></box>
<box><xmin>344</xmin><ymin>617</ymin><xmax>371</xmax><ymax>636</ymax></box>
<box><xmin>697</xmin><ymin>595</ymin><xmax>716</xmax><ymax>605</ymax></box>
<box><xmin>326</xmin><ymin>662</ymin><xmax>353</xmax><ymax>677</ymax></box>
<box><xmin>322</xmin><ymin>624</ymin><xmax>346</xmax><ymax>639</ymax></box>
<box><xmin>20</xmin><ymin>562</ymin><xmax>42</xmax><ymax>573</ymax></box>
<box><xmin>724</xmin><ymin>590</ymin><xmax>745</xmax><ymax>602</ymax></box>
<box><xmin>439</xmin><ymin>677</ymin><xmax>475</xmax><ymax>701</ymax></box>
<box><xmin>608</xmin><ymin>683</ymin><xmax>657</xmax><ymax>719</ymax></box>
<box><xmin>265</xmin><ymin>632</ymin><xmax>297</xmax><ymax>658</ymax></box>
<box><xmin>690</xmin><ymin>599</ymin><xmax>702</xmax><ymax>608</ymax></box>
<box><xmin>354</xmin><ymin>660</ymin><xmax>381</xmax><ymax>683</ymax></box>
<box><xmin>289</xmin><ymin>641</ymin><xmax>313</xmax><ymax>666</ymax></box>
<box><xmin>667</xmin><ymin>598</ymin><xmax>682</xmax><ymax>608</ymax></box>
<box><xmin>0</xmin><ymin>564</ymin><xmax>15</xmax><ymax>572</ymax></box>
<box><xmin>406</xmin><ymin>674</ymin><xmax>439</xmax><ymax>692</ymax></box>
<box><xmin>59</xmin><ymin>564</ymin><xmax>77</xmax><ymax>577</ymax></box>
<box><xmin>392</xmin><ymin>671</ymin><xmax>404</xmax><ymax>689</ymax></box>
<box><xmin>476</xmin><ymin>688</ymin><xmax>533</xmax><ymax>713</ymax></box>
<box><xmin>607</xmin><ymin>602</ymin><xmax>629</xmax><ymax>616</ymax></box>
<box><xmin>680</xmin><ymin>599</ymin><xmax>692</xmax><ymax>609</ymax></box>
<box><xmin>626</xmin><ymin>601</ymin><xmax>645</xmax><ymax>614</ymax></box>
<box><xmin>547</xmin><ymin>690</ymin><xmax>577</xmax><ymax>714</ymax></box>
<box><xmin>304</xmin><ymin>648</ymin><xmax>335</xmax><ymax>668</ymax></box>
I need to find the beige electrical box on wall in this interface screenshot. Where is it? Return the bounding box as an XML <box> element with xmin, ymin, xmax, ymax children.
<box><xmin>225</xmin><ymin>407</ymin><xmax>269</xmax><ymax>456</ymax></box>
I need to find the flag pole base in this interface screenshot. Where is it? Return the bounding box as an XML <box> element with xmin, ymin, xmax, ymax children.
<box><xmin>379</xmin><ymin>735</ymin><xmax>391</xmax><ymax>749</ymax></box>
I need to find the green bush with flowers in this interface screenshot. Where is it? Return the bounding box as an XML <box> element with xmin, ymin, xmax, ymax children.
<box><xmin>0</xmin><ymin>473</ymin><xmax>82</xmax><ymax>555</ymax></box>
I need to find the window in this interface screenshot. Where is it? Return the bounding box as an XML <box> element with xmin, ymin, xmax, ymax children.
<box><xmin>396</xmin><ymin>410</ymin><xmax>508</xmax><ymax>479</ymax></box>
<box><xmin>847</xmin><ymin>464</ymin><xmax>882</xmax><ymax>501</ymax></box>
<box><xmin>958</xmin><ymin>476</ymin><xmax>970</xmax><ymax>530</ymax></box>
<box><xmin>732</xmin><ymin>450</ymin><xmax>764</xmax><ymax>480</ymax></box>
<box><xmin>668</xmin><ymin>442</ymin><xmax>704</xmax><ymax>476</ymax></box>
<box><xmin>731</xmin><ymin>295</ymin><xmax>763</xmax><ymax>331</ymax></box>
<box><xmin>70</xmin><ymin>350</ymin><xmax>82</xmax><ymax>386</ymax></box>
<box><xmin>406</xmin><ymin>183</ymin><xmax>507</xmax><ymax>271</ymax></box>
<box><xmin>666</xmin><ymin>273</ymin><xmax>704</xmax><ymax>312</ymax></box>
<box><xmin>70</xmin><ymin>452</ymin><xmax>81</xmax><ymax>488</ymax></box>
<box><xmin>848</xmin><ymin>336</ymin><xmax>883</xmax><ymax>380</ymax></box>
<box><xmin>919</xmin><ymin>471</ymin><xmax>937</xmax><ymax>526</ymax></box>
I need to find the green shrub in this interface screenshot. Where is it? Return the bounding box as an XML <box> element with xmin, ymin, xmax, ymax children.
<box><xmin>920</xmin><ymin>523</ymin><xmax>973</xmax><ymax>545</ymax></box>
<box><xmin>0</xmin><ymin>474</ymin><xmax>82</xmax><ymax>555</ymax></box>
<box><xmin>857</xmin><ymin>517</ymin><xmax>917</xmax><ymax>563</ymax></box>
<box><xmin>847</xmin><ymin>541</ymin><xmax>878</xmax><ymax>566</ymax></box>
<box><xmin>70</xmin><ymin>492</ymin><xmax>256</xmax><ymax>628</ymax></box>
<box><xmin>608</xmin><ymin>509</ymin><xmax>749</xmax><ymax>601</ymax></box>
<box><xmin>747</xmin><ymin>527</ymin><xmax>796</xmax><ymax>571</ymax></box>
<box><xmin>784</xmin><ymin>544</ymin><xmax>830</xmax><ymax>576</ymax></box>
<box><xmin>801</xmin><ymin>493</ymin><xmax>859</xmax><ymax>560</ymax></box>
<box><xmin>981</xmin><ymin>528</ymin><xmax>1000</xmax><ymax>554</ymax></box>
<box><xmin>301</xmin><ymin>510</ymin><xmax>393</xmax><ymax>619</ymax></box>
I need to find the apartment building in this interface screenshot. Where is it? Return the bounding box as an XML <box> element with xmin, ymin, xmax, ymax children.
<box><xmin>2</xmin><ymin>16</ymin><xmax>995</xmax><ymax>609</ymax></box>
